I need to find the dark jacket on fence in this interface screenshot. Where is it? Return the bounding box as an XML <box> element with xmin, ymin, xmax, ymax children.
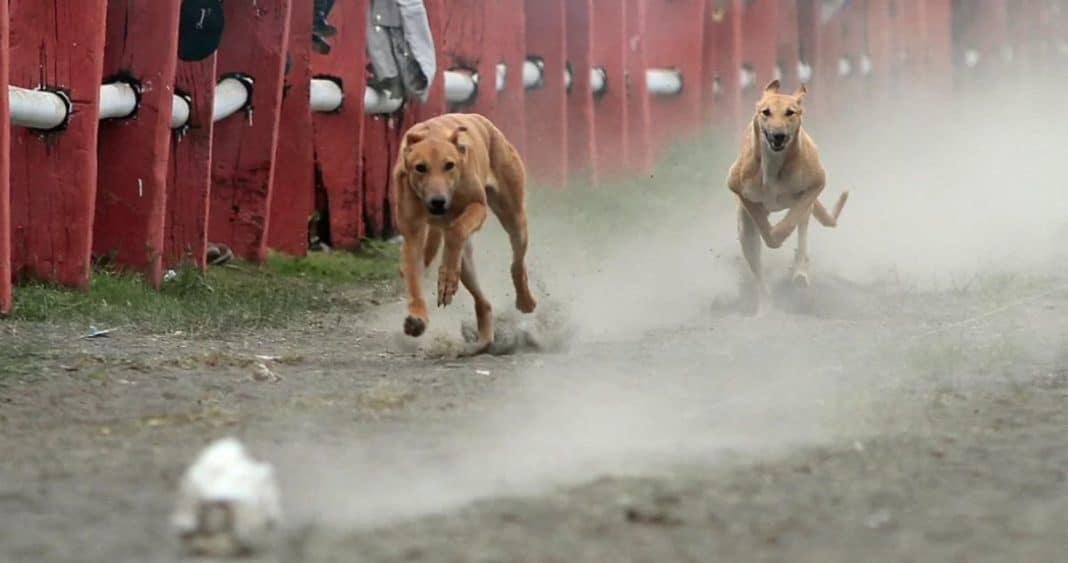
<box><xmin>366</xmin><ymin>0</ymin><xmax>436</xmax><ymax>102</ymax></box>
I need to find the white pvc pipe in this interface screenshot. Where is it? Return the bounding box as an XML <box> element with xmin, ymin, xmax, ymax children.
<box><xmin>310</xmin><ymin>78</ymin><xmax>344</xmax><ymax>112</ymax></box>
<box><xmin>837</xmin><ymin>56</ymin><xmax>853</xmax><ymax>77</ymax></box>
<box><xmin>590</xmin><ymin>66</ymin><xmax>606</xmax><ymax>95</ymax></box>
<box><xmin>646</xmin><ymin>68</ymin><xmax>682</xmax><ymax>96</ymax></box>
<box><xmin>739</xmin><ymin>65</ymin><xmax>756</xmax><ymax>90</ymax></box>
<box><xmin>213</xmin><ymin>76</ymin><xmax>253</xmax><ymax>122</ymax></box>
<box><xmin>522</xmin><ymin>60</ymin><xmax>542</xmax><ymax>88</ymax></box>
<box><xmin>495</xmin><ymin>63</ymin><xmax>507</xmax><ymax>91</ymax></box>
<box><xmin>364</xmin><ymin>86</ymin><xmax>403</xmax><ymax>114</ymax></box>
<box><xmin>98</xmin><ymin>82</ymin><xmax>138</xmax><ymax>120</ymax></box>
<box><xmin>443</xmin><ymin>71</ymin><xmax>476</xmax><ymax>104</ymax></box>
<box><xmin>859</xmin><ymin>54</ymin><xmax>873</xmax><ymax>76</ymax></box>
<box><xmin>9</xmin><ymin>86</ymin><xmax>69</xmax><ymax>129</ymax></box>
<box><xmin>171</xmin><ymin>95</ymin><xmax>191</xmax><ymax>129</ymax></box>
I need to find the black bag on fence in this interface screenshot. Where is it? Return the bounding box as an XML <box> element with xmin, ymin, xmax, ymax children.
<box><xmin>177</xmin><ymin>0</ymin><xmax>225</xmax><ymax>62</ymax></box>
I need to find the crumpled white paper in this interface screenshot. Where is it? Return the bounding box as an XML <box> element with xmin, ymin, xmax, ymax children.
<box><xmin>171</xmin><ymin>437</ymin><xmax>283</xmax><ymax>557</ymax></box>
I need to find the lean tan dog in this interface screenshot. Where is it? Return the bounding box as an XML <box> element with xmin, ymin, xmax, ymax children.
<box><xmin>726</xmin><ymin>80</ymin><xmax>849</xmax><ymax>307</ymax></box>
<box><xmin>393</xmin><ymin>113</ymin><xmax>537</xmax><ymax>354</ymax></box>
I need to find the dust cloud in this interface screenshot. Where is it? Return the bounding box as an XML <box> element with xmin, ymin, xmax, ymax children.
<box><xmin>273</xmin><ymin>74</ymin><xmax>1068</xmax><ymax>532</ymax></box>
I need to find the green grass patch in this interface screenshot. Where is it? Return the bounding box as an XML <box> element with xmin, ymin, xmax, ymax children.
<box><xmin>6</xmin><ymin>244</ymin><xmax>400</xmax><ymax>336</ymax></box>
<box><xmin>266</xmin><ymin>239</ymin><xmax>399</xmax><ymax>281</ymax></box>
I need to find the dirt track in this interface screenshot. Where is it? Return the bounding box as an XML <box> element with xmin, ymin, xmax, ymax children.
<box><xmin>3</xmin><ymin>88</ymin><xmax>1068</xmax><ymax>562</ymax></box>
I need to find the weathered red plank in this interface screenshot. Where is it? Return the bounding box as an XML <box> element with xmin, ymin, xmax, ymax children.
<box><xmin>739</xmin><ymin>0</ymin><xmax>778</xmax><ymax>95</ymax></box>
<box><xmin>623</xmin><ymin>0</ymin><xmax>651</xmax><ymax>174</ymax></box>
<box><xmin>210</xmin><ymin>0</ymin><xmax>292</xmax><ymax>263</ymax></box>
<box><xmin>164</xmin><ymin>57</ymin><xmax>217</xmax><ymax>270</ymax></box>
<box><xmin>644</xmin><ymin>0</ymin><xmax>706</xmax><ymax>152</ymax></box>
<box><xmin>923</xmin><ymin>0</ymin><xmax>954</xmax><ymax>96</ymax></box>
<box><xmin>565</xmin><ymin>0</ymin><xmax>595</xmax><ymax>185</ymax></box>
<box><xmin>951</xmin><ymin>0</ymin><xmax>1009</xmax><ymax>88</ymax></box>
<box><xmin>493</xmin><ymin>0</ymin><xmax>527</xmax><ymax>156</ymax></box>
<box><xmin>1006</xmin><ymin>1</ymin><xmax>1044</xmax><ymax>78</ymax></box>
<box><xmin>523</xmin><ymin>0</ymin><xmax>568</xmax><ymax>187</ymax></box>
<box><xmin>441</xmin><ymin>0</ymin><xmax>498</xmax><ymax>117</ymax></box>
<box><xmin>268</xmin><ymin>0</ymin><xmax>315</xmax><ymax>255</ymax></box>
<box><xmin>0</xmin><ymin>0</ymin><xmax>10</xmax><ymax>314</ymax></box>
<box><xmin>796</xmin><ymin>0</ymin><xmax>819</xmax><ymax>89</ymax></box>
<box><xmin>9</xmin><ymin>0</ymin><xmax>109</xmax><ymax>289</ymax></box>
<box><xmin>702</xmin><ymin>0</ymin><xmax>743</xmax><ymax>129</ymax></box>
<box><xmin>865</xmin><ymin>0</ymin><xmax>895</xmax><ymax>102</ymax></box>
<box><xmin>814</xmin><ymin>1</ymin><xmax>867</xmax><ymax>112</ymax></box>
<box><xmin>777</xmin><ymin>0</ymin><xmax>801</xmax><ymax>86</ymax></box>
<box><xmin>311</xmin><ymin>1</ymin><xmax>367</xmax><ymax>249</ymax></box>
<box><xmin>94</xmin><ymin>0</ymin><xmax>182</xmax><ymax>287</ymax></box>
<box><xmin>361</xmin><ymin>115</ymin><xmax>395</xmax><ymax>238</ymax></box>
<box><xmin>590</xmin><ymin>0</ymin><xmax>627</xmax><ymax>184</ymax></box>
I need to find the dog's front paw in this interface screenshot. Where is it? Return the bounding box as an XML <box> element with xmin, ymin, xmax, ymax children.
<box><xmin>437</xmin><ymin>268</ymin><xmax>460</xmax><ymax>307</ymax></box>
<box><xmin>404</xmin><ymin>315</ymin><xmax>427</xmax><ymax>337</ymax></box>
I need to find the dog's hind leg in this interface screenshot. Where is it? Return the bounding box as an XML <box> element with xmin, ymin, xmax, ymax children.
<box><xmin>738</xmin><ymin>204</ymin><xmax>770</xmax><ymax>311</ymax></box>
<box><xmin>487</xmin><ymin>190</ymin><xmax>537</xmax><ymax>314</ymax></box>
<box><xmin>459</xmin><ymin>240</ymin><xmax>494</xmax><ymax>355</ymax></box>
<box><xmin>792</xmin><ymin>207</ymin><xmax>812</xmax><ymax>288</ymax></box>
<box><xmin>813</xmin><ymin>191</ymin><xmax>849</xmax><ymax>227</ymax></box>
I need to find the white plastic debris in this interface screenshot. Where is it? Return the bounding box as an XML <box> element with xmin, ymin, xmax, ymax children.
<box><xmin>250</xmin><ymin>361</ymin><xmax>280</xmax><ymax>382</ymax></box>
<box><xmin>171</xmin><ymin>437</ymin><xmax>283</xmax><ymax>557</ymax></box>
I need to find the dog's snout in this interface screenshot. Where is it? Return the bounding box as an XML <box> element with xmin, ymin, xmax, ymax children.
<box><xmin>427</xmin><ymin>195</ymin><xmax>449</xmax><ymax>215</ymax></box>
<box><xmin>772</xmin><ymin>133</ymin><xmax>788</xmax><ymax>144</ymax></box>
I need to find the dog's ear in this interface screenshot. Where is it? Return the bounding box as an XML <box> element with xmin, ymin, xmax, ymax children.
<box><xmin>403</xmin><ymin>131</ymin><xmax>426</xmax><ymax>152</ymax></box>
<box><xmin>793</xmin><ymin>83</ymin><xmax>807</xmax><ymax>101</ymax></box>
<box><xmin>448</xmin><ymin>126</ymin><xmax>469</xmax><ymax>155</ymax></box>
<box><xmin>763</xmin><ymin>79</ymin><xmax>781</xmax><ymax>95</ymax></box>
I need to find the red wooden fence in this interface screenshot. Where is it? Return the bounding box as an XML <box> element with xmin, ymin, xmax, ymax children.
<box><xmin>95</xmin><ymin>0</ymin><xmax>182</xmax><ymax>288</ymax></box>
<box><xmin>0</xmin><ymin>0</ymin><xmax>8</xmax><ymax>314</ymax></box>
<box><xmin>523</xmin><ymin>0</ymin><xmax>568</xmax><ymax>187</ymax></box>
<box><xmin>1</xmin><ymin>0</ymin><xmax>1060</xmax><ymax>309</ymax></box>
<box><xmin>209</xmin><ymin>0</ymin><xmax>292</xmax><ymax>263</ymax></box>
<box><xmin>312</xmin><ymin>1</ymin><xmax>367</xmax><ymax>249</ymax></box>
<box><xmin>268</xmin><ymin>0</ymin><xmax>315</xmax><ymax>256</ymax></box>
<box><xmin>590</xmin><ymin>0</ymin><xmax>627</xmax><ymax>184</ymax></box>
<box><xmin>164</xmin><ymin>54</ymin><xmax>217</xmax><ymax>270</ymax></box>
<box><xmin>10</xmin><ymin>0</ymin><xmax>109</xmax><ymax>290</ymax></box>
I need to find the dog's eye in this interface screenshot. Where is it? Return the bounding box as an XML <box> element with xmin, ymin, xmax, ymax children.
<box><xmin>761</xmin><ymin>109</ymin><xmax>772</xmax><ymax>117</ymax></box>
<box><xmin>443</xmin><ymin>161</ymin><xmax>455</xmax><ymax>171</ymax></box>
<box><xmin>414</xmin><ymin>163</ymin><xmax>429</xmax><ymax>174</ymax></box>
<box><xmin>785</xmin><ymin>109</ymin><xmax>796</xmax><ymax>117</ymax></box>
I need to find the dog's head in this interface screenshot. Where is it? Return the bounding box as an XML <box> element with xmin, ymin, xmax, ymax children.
<box><xmin>755</xmin><ymin>80</ymin><xmax>806</xmax><ymax>152</ymax></box>
<box><xmin>402</xmin><ymin>126</ymin><xmax>468</xmax><ymax>216</ymax></box>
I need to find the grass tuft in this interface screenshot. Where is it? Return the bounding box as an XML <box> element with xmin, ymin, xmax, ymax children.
<box><xmin>6</xmin><ymin>244</ymin><xmax>400</xmax><ymax>337</ymax></box>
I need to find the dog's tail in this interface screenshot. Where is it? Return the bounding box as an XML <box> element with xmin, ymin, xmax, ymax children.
<box><xmin>814</xmin><ymin>191</ymin><xmax>849</xmax><ymax>227</ymax></box>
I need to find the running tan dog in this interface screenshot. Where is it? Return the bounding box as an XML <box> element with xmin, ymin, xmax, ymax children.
<box><xmin>726</xmin><ymin>80</ymin><xmax>849</xmax><ymax>306</ymax></box>
<box><xmin>393</xmin><ymin>113</ymin><xmax>537</xmax><ymax>354</ymax></box>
